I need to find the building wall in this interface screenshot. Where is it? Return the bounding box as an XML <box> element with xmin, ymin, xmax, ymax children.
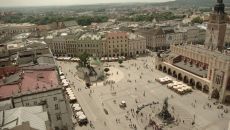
<box><xmin>166</xmin><ymin>32</ymin><xmax>184</xmax><ymax>45</ymax></box>
<box><xmin>156</xmin><ymin>45</ymin><xmax>230</xmax><ymax>103</ymax></box>
<box><xmin>138</xmin><ymin>28</ymin><xmax>167</xmax><ymax>51</ymax></box>
<box><xmin>128</xmin><ymin>37</ymin><xmax>146</xmax><ymax>56</ymax></box>
<box><xmin>104</xmin><ymin>32</ymin><xmax>129</xmax><ymax>57</ymax></box>
<box><xmin>186</xmin><ymin>27</ymin><xmax>206</xmax><ymax>43</ymax></box>
<box><xmin>46</xmin><ymin>32</ymin><xmax>146</xmax><ymax>58</ymax></box>
<box><xmin>225</xmin><ymin>26</ymin><xmax>230</xmax><ymax>46</ymax></box>
<box><xmin>0</xmin><ymin>25</ymin><xmax>36</xmax><ymax>43</ymax></box>
<box><xmin>46</xmin><ymin>37</ymin><xmax>102</xmax><ymax>57</ymax></box>
<box><xmin>13</xmin><ymin>88</ymin><xmax>73</xmax><ymax>130</ymax></box>
<box><xmin>154</xmin><ymin>34</ymin><xmax>166</xmax><ymax>51</ymax></box>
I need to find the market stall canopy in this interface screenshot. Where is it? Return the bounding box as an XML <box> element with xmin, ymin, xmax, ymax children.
<box><xmin>79</xmin><ymin>114</ymin><xmax>87</xmax><ymax>120</ymax></box>
<box><xmin>76</xmin><ymin>111</ymin><xmax>84</xmax><ymax>117</ymax></box>
<box><xmin>60</xmin><ymin>75</ymin><xmax>66</xmax><ymax>80</ymax></box>
<box><xmin>73</xmin><ymin>103</ymin><xmax>80</xmax><ymax>108</ymax></box>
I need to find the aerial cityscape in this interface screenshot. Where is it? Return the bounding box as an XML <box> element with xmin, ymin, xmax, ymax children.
<box><xmin>0</xmin><ymin>0</ymin><xmax>229</xmax><ymax>130</ymax></box>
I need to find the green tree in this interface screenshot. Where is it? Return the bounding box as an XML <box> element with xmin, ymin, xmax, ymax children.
<box><xmin>118</xmin><ymin>59</ymin><xmax>123</xmax><ymax>65</ymax></box>
<box><xmin>104</xmin><ymin>68</ymin><xmax>110</xmax><ymax>73</ymax></box>
<box><xmin>191</xmin><ymin>16</ymin><xmax>203</xmax><ymax>24</ymax></box>
<box><xmin>79</xmin><ymin>52</ymin><xmax>90</xmax><ymax>67</ymax></box>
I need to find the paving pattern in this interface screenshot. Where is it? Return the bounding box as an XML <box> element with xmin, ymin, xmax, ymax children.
<box><xmin>57</xmin><ymin>55</ymin><xmax>230</xmax><ymax>130</ymax></box>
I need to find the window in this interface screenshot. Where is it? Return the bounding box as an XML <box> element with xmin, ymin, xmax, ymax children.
<box><xmin>56</xmin><ymin>113</ymin><xmax>61</xmax><ymax>120</ymax></box>
<box><xmin>25</xmin><ymin>103</ymin><xmax>29</xmax><ymax>106</ymax></box>
<box><xmin>34</xmin><ymin>101</ymin><xmax>37</xmax><ymax>105</ymax></box>
<box><xmin>53</xmin><ymin>97</ymin><xmax>57</xmax><ymax>101</ymax></box>
<box><xmin>215</xmin><ymin>75</ymin><xmax>222</xmax><ymax>85</ymax></box>
<box><xmin>55</xmin><ymin>104</ymin><xmax>59</xmax><ymax>110</ymax></box>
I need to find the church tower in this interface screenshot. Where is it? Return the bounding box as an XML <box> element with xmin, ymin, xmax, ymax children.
<box><xmin>204</xmin><ymin>0</ymin><xmax>228</xmax><ymax>51</ymax></box>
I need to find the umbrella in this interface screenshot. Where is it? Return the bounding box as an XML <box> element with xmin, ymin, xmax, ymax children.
<box><xmin>63</xmin><ymin>83</ymin><xmax>69</xmax><ymax>87</ymax></box>
<box><xmin>79</xmin><ymin>114</ymin><xmax>87</xmax><ymax>120</ymax></box>
<box><xmin>60</xmin><ymin>75</ymin><xmax>65</xmax><ymax>80</ymax></box>
<box><xmin>73</xmin><ymin>103</ymin><xmax>80</xmax><ymax>108</ymax></box>
<box><xmin>74</xmin><ymin>106</ymin><xmax>82</xmax><ymax>111</ymax></box>
<box><xmin>76</xmin><ymin>111</ymin><xmax>84</xmax><ymax>117</ymax></box>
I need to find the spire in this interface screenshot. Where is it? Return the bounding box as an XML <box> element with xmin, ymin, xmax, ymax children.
<box><xmin>214</xmin><ymin>0</ymin><xmax>225</xmax><ymax>14</ymax></box>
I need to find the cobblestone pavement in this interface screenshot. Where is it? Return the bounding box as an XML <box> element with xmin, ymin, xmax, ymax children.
<box><xmin>57</xmin><ymin>56</ymin><xmax>230</xmax><ymax>130</ymax></box>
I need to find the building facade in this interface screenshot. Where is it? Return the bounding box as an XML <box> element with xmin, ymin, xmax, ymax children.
<box><xmin>128</xmin><ymin>33</ymin><xmax>146</xmax><ymax>57</ymax></box>
<box><xmin>103</xmin><ymin>32</ymin><xmax>129</xmax><ymax>57</ymax></box>
<box><xmin>155</xmin><ymin>0</ymin><xmax>230</xmax><ymax>103</ymax></box>
<box><xmin>0</xmin><ymin>24</ymin><xmax>36</xmax><ymax>43</ymax></box>
<box><xmin>46</xmin><ymin>31</ymin><xmax>146</xmax><ymax>58</ymax></box>
<box><xmin>45</xmin><ymin>33</ymin><xmax>103</xmax><ymax>57</ymax></box>
<box><xmin>185</xmin><ymin>26</ymin><xmax>206</xmax><ymax>44</ymax></box>
<box><xmin>0</xmin><ymin>41</ymin><xmax>73</xmax><ymax>130</ymax></box>
<box><xmin>13</xmin><ymin>86</ymin><xmax>72</xmax><ymax>130</ymax></box>
<box><xmin>140</xmin><ymin>28</ymin><xmax>166</xmax><ymax>51</ymax></box>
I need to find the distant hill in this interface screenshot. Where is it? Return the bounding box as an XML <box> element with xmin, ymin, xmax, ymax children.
<box><xmin>167</xmin><ymin>0</ymin><xmax>230</xmax><ymax>8</ymax></box>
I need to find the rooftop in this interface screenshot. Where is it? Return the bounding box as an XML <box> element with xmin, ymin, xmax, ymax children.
<box><xmin>0</xmin><ymin>106</ymin><xmax>48</xmax><ymax>130</ymax></box>
<box><xmin>106</xmin><ymin>31</ymin><xmax>128</xmax><ymax>37</ymax></box>
<box><xmin>174</xmin><ymin>61</ymin><xmax>208</xmax><ymax>77</ymax></box>
<box><xmin>173</xmin><ymin>44</ymin><xmax>230</xmax><ymax>61</ymax></box>
<box><xmin>0</xmin><ymin>23</ymin><xmax>35</xmax><ymax>28</ymax></box>
<box><xmin>0</xmin><ymin>70</ymin><xmax>59</xmax><ymax>100</ymax></box>
<box><xmin>79</xmin><ymin>33</ymin><xmax>102</xmax><ymax>40</ymax></box>
<box><xmin>128</xmin><ymin>33</ymin><xmax>145</xmax><ymax>40</ymax></box>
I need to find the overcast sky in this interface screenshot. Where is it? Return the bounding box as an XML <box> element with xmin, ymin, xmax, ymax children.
<box><xmin>0</xmin><ymin>0</ymin><xmax>174</xmax><ymax>7</ymax></box>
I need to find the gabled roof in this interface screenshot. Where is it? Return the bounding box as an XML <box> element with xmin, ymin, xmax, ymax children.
<box><xmin>0</xmin><ymin>106</ymin><xmax>48</xmax><ymax>130</ymax></box>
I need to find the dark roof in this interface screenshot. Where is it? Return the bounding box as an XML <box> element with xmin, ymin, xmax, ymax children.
<box><xmin>163</xmin><ymin>29</ymin><xmax>175</xmax><ymax>34</ymax></box>
<box><xmin>153</xmin><ymin>28</ymin><xmax>165</xmax><ymax>35</ymax></box>
<box><xmin>174</xmin><ymin>61</ymin><xmax>208</xmax><ymax>77</ymax></box>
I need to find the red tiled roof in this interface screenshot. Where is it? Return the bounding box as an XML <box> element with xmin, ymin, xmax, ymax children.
<box><xmin>0</xmin><ymin>70</ymin><xmax>59</xmax><ymax>100</ymax></box>
<box><xmin>0</xmin><ymin>66</ymin><xmax>19</xmax><ymax>79</ymax></box>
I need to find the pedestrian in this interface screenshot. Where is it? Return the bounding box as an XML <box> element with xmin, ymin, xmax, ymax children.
<box><xmin>104</xmin><ymin>121</ymin><xmax>106</xmax><ymax>126</ymax></box>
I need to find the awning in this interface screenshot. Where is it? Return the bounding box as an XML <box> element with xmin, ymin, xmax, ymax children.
<box><xmin>60</xmin><ymin>75</ymin><xmax>66</xmax><ymax>80</ymax></box>
<box><xmin>76</xmin><ymin>111</ymin><xmax>84</xmax><ymax>117</ymax></box>
<box><xmin>63</xmin><ymin>83</ymin><xmax>69</xmax><ymax>87</ymax></box>
<box><xmin>79</xmin><ymin>114</ymin><xmax>87</xmax><ymax>120</ymax></box>
<box><xmin>73</xmin><ymin>103</ymin><xmax>80</xmax><ymax>108</ymax></box>
<box><xmin>74</xmin><ymin>106</ymin><xmax>82</xmax><ymax>111</ymax></box>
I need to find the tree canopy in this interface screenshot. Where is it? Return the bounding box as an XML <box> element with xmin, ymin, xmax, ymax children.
<box><xmin>118</xmin><ymin>12</ymin><xmax>183</xmax><ymax>22</ymax></box>
<box><xmin>77</xmin><ymin>15</ymin><xmax>108</xmax><ymax>26</ymax></box>
<box><xmin>0</xmin><ymin>13</ymin><xmax>108</xmax><ymax>26</ymax></box>
<box><xmin>104</xmin><ymin>68</ymin><xmax>110</xmax><ymax>72</ymax></box>
<box><xmin>191</xmin><ymin>16</ymin><xmax>203</xmax><ymax>24</ymax></box>
<box><xmin>118</xmin><ymin>59</ymin><xmax>123</xmax><ymax>64</ymax></box>
<box><xmin>79</xmin><ymin>52</ymin><xmax>90</xmax><ymax>67</ymax></box>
